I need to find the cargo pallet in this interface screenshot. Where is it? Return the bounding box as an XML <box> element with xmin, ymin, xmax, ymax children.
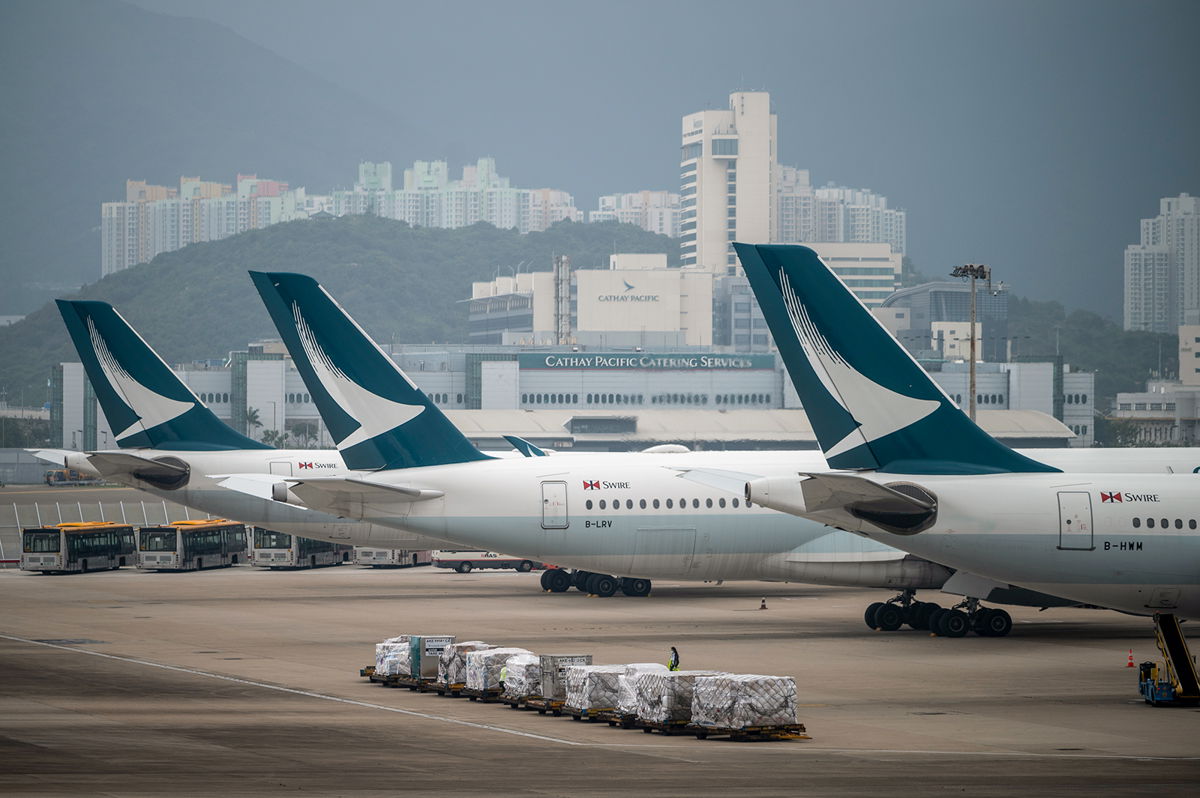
<box><xmin>522</xmin><ymin>696</ymin><xmax>565</xmax><ymax>716</ymax></box>
<box><xmin>692</xmin><ymin>723</ymin><xmax>809</xmax><ymax>742</ymax></box>
<box><xmin>602</xmin><ymin>712</ymin><xmax>638</xmax><ymax>729</ymax></box>
<box><xmin>564</xmin><ymin>705</ymin><xmax>614</xmax><ymax>722</ymax></box>
<box><xmin>359</xmin><ymin>666</ymin><xmax>375</xmax><ymax>678</ymax></box>
<box><xmin>434</xmin><ymin>681</ymin><xmax>466</xmax><ymax>697</ymax></box>
<box><xmin>462</xmin><ymin>686</ymin><xmax>504</xmax><ymax>702</ymax></box>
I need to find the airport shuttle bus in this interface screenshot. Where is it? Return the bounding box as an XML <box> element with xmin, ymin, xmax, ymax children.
<box><xmin>138</xmin><ymin>519</ymin><xmax>248</xmax><ymax>571</ymax></box>
<box><xmin>431</xmin><ymin>550</ymin><xmax>544</xmax><ymax>574</ymax></box>
<box><xmin>250</xmin><ymin>527</ymin><xmax>352</xmax><ymax>569</ymax></box>
<box><xmin>352</xmin><ymin>547</ymin><xmax>433</xmax><ymax>568</ymax></box>
<box><xmin>21</xmin><ymin>522</ymin><xmax>136</xmax><ymax>573</ymax></box>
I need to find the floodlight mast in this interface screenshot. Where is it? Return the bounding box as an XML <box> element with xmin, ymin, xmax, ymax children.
<box><xmin>949</xmin><ymin>263</ymin><xmax>991</xmax><ymax>422</ymax></box>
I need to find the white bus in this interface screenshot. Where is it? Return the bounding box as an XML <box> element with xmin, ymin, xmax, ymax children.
<box><xmin>21</xmin><ymin>522</ymin><xmax>137</xmax><ymax>573</ymax></box>
<box><xmin>353</xmin><ymin>548</ymin><xmax>433</xmax><ymax>568</ymax></box>
<box><xmin>249</xmin><ymin>528</ymin><xmax>352</xmax><ymax>569</ymax></box>
<box><xmin>138</xmin><ymin>519</ymin><xmax>248</xmax><ymax>571</ymax></box>
<box><xmin>431</xmin><ymin>550</ymin><xmax>544</xmax><ymax>574</ymax></box>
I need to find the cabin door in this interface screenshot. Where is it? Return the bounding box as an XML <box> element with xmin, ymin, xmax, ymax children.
<box><xmin>1056</xmin><ymin>491</ymin><xmax>1094</xmax><ymax>551</ymax></box>
<box><xmin>541</xmin><ymin>481</ymin><xmax>568</xmax><ymax>529</ymax></box>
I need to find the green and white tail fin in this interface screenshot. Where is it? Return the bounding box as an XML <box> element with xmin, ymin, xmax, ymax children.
<box><xmin>249</xmin><ymin>271</ymin><xmax>491</xmax><ymax>470</ymax></box>
<box><xmin>56</xmin><ymin>300</ymin><xmax>269</xmax><ymax>450</ymax></box>
<box><xmin>734</xmin><ymin>244</ymin><xmax>1057</xmax><ymax>475</ymax></box>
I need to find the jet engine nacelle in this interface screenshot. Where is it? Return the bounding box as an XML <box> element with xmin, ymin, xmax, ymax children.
<box><xmin>745</xmin><ymin>476</ymin><xmax>808</xmax><ymax>516</ymax></box>
<box><xmin>63</xmin><ymin>451</ymin><xmax>102</xmax><ymax>477</ymax></box>
<box><xmin>270</xmin><ymin>481</ymin><xmax>305</xmax><ymax>506</ymax></box>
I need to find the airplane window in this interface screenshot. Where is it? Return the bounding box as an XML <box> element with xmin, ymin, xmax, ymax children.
<box><xmin>679</xmin><ymin>498</ymin><xmax>686</xmax><ymax>508</ymax></box>
<box><xmin>732</xmin><ymin>498</ymin><xmax>740</xmax><ymax>508</ymax></box>
<box><xmin>599</xmin><ymin>500</ymin><xmax>606</xmax><ymax>509</ymax></box>
<box><xmin>1191</xmin><ymin>520</ymin><xmax>1197</xmax><ymax>530</ymax></box>
<box><xmin>585</xmin><ymin>500</ymin><xmax>593</xmax><ymax>510</ymax></box>
<box><xmin>626</xmin><ymin>499</ymin><xmax>633</xmax><ymax>509</ymax></box>
<box><xmin>223</xmin><ymin>393</ymin><xmax>229</xmax><ymax>403</ymax></box>
<box><xmin>522</xmin><ymin>394</ymin><xmax>528</xmax><ymax>403</ymax></box>
<box><xmin>1132</xmin><ymin>517</ymin><xmax>1141</xmax><ymax>528</ymax></box>
<box><xmin>1162</xmin><ymin>518</ymin><xmax>1169</xmax><ymax>528</ymax></box>
<box><xmin>719</xmin><ymin>498</ymin><xmax>727</xmax><ymax>508</ymax></box>
<box><xmin>457</xmin><ymin>393</ymin><xmax>463</xmax><ymax>403</ymax></box>
<box><xmin>652</xmin><ymin>499</ymin><xmax>660</xmax><ymax>509</ymax></box>
<box><xmin>612</xmin><ymin>502</ymin><xmax>620</xmax><ymax>513</ymax></box>
<box><xmin>666</xmin><ymin>499</ymin><xmax>674</xmax><ymax>509</ymax></box>
<box><xmin>692</xmin><ymin>498</ymin><xmax>700</xmax><ymax>508</ymax></box>
<box><xmin>639</xmin><ymin>499</ymin><xmax>647</xmax><ymax>509</ymax></box>
<box><xmin>706</xmin><ymin>498</ymin><xmax>713</xmax><ymax>508</ymax></box>
<box><xmin>1147</xmin><ymin>518</ymin><xmax>1155</xmax><ymax>528</ymax></box>
<box><xmin>1176</xmin><ymin>519</ymin><xmax>1184</xmax><ymax>529</ymax></box>
<box><xmin>304</xmin><ymin>393</ymin><xmax>310</xmax><ymax>403</ymax></box>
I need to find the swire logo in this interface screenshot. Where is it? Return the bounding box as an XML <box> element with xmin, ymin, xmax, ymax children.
<box><xmin>1100</xmin><ymin>491</ymin><xmax>1121</xmax><ymax>503</ymax></box>
<box><xmin>299</xmin><ymin>462</ymin><xmax>314</xmax><ymax>470</ymax></box>
<box><xmin>583</xmin><ymin>480</ymin><xmax>600</xmax><ymax>490</ymax></box>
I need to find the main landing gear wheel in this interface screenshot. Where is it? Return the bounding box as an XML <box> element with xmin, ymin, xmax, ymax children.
<box><xmin>543</xmin><ymin>569</ymin><xmax>572</xmax><ymax>593</ymax></box>
<box><xmin>906</xmin><ymin>601</ymin><xmax>940</xmax><ymax>631</ymax></box>
<box><xmin>938</xmin><ymin>609</ymin><xmax>970</xmax><ymax>638</ymax></box>
<box><xmin>573</xmin><ymin>570</ymin><xmax>593</xmax><ymax>592</ymax></box>
<box><xmin>873</xmin><ymin>603</ymin><xmax>905</xmax><ymax>631</ymax></box>
<box><xmin>973</xmin><ymin>607</ymin><xmax>1013</xmax><ymax>637</ymax></box>
<box><xmin>587</xmin><ymin>573</ymin><xmax>619</xmax><ymax>597</ymax></box>
<box><xmin>620</xmin><ymin>577</ymin><xmax>652</xmax><ymax>597</ymax></box>
<box><xmin>864</xmin><ymin>602</ymin><xmax>886</xmax><ymax>629</ymax></box>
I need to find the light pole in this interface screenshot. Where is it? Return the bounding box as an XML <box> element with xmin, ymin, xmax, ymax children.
<box><xmin>949</xmin><ymin>264</ymin><xmax>992</xmax><ymax>422</ymax></box>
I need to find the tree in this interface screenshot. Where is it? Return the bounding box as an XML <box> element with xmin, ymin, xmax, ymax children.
<box><xmin>246</xmin><ymin>407</ymin><xmax>263</xmax><ymax>437</ymax></box>
<box><xmin>261</xmin><ymin>428</ymin><xmax>290</xmax><ymax>448</ymax></box>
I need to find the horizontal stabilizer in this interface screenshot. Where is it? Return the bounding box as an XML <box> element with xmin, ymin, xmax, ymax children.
<box><xmin>216</xmin><ymin>473</ymin><xmax>443</xmax><ymax>515</ymax></box>
<box><xmin>87</xmin><ymin>451</ymin><xmax>189</xmax><ymax>481</ymax></box>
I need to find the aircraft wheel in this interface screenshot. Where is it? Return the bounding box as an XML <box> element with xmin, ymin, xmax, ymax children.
<box><xmin>540</xmin><ymin>570</ymin><xmax>552</xmax><ymax>590</ymax></box>
<box><xmin>927</xmin><ymin>608</ymin><xmax>946</xmax><ymax>636</ymax></box>
<box><xmin>588</xmin><ymin>573</ymin><xmax>619</xmax><ymax>597</ymax></box>
<box><xmin>545</xmin><ymin>569</ymin><xmax>573</xmax><ymax>593</ymax></box>
<box><xmin>979</xmin><ymin>608</ymin><xmax>1012</xmax><ymax>637</ymax></box>
<box><xmin>904</xmin><ymin>601</ymin><xmax>929</xmax><ymax>630</ymax></box>
<box><xmin>941</xmin><ymin>610</ymin><xmax>970</xmax><ymax>638</ymax></box>
<box><xmin>874</xmin><ymin>603</ymin><xmax>905</xmax><ymax>631</ymax></box>
<box><xmin>864</xmin><ymin>601</ymin><xmax>885</xmax><ymax>629</ymax></box>
<box><xmin>620</xmin><ymin>577</ymin><xmax>652</xmax><ymax>597</ymax></box>
<box><xmin>573</xmin><ymin>570</ymin><xmax>593</xmax><ymax>592</ymax></box>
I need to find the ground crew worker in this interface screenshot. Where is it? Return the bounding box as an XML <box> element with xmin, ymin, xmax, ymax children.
<box><xmin>499</xmin><ymin>664</ymin><xmax>508</xmax><ymax>687</ymax></box>
<box><xmin>667</xmin><ymin>646</ymin><xmax>680</xmax><ymax>671</ymax></box>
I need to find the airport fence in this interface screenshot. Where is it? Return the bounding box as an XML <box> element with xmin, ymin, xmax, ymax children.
<box><xmin>0</xmin><ymin>498</ymin><xmax>208</xmax><ymax>566</ymax></box>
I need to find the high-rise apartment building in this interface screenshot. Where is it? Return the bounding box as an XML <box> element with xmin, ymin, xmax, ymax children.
<box><xmin>589</xmin><ymin>191</ymin><xmax>681</xmax><ymax>237</ymax></box>
<box><xmin>775</xmin><ymin>167</ymin><xmax>906</xmax><ymax>255</ymax></box>
<box><xmin>101</xmin><ymin>175</ymin><xmax>307</xmax><ymax>276</ymax></box>
<box><xmin>680</xmin><ymin>91</ymin><xmax>777</xmax><ymax>273</ymax></box>
<box><xmin>1124</xmin><ymin>193</ymin><xmax>1200</xmax><ymax>333</ymax></box>
<box><xmin>332</xmin><ymin>158</ymin><xmax>582</xmax><ymax>234</ymax></box>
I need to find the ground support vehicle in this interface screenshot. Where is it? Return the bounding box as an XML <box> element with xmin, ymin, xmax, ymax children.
<box><xmin>638</xmin><ymin>719</ymin><xmax>698</xmax><ymax>736</ymax></box>
<box><xmin>462</xmin><ymin>686</ymin><xmax>503</xmax><ymax>702</ymax></box>
<box><xmin>250</xmin><ymin>528</ymin><xmax>352</xmax><ymax>569</ymax></box>
<box><xmin>353</xmin><ymin>548</ymin><xmax>432</xmax><ymax>568</ymax></box>
<box><xmin>137</xmin><ymin>519</ymin><xmax>246</xmax><ymax>571</ymax></box>
<box><xmin>370</xmin><ymin>672</ymin><xmax>439</xmax><ymax>691</ymax></box>
<box><xmin>21</xmin><ymin>522</ymin><xmax>136</xmax><ymax>573</ymax></box>
<box><xmin>434</xmin><ymin>681</ymin><xmax>466</xmax><ymax>697</ymax></box>
<box><xmin>43</xmin><ymin>468</ymin><xmax>101</xmax><ymax>487</ymax></box>
<box><xmin>432</xmin><ymin>550</ymin><xmax>542</xmax><ymax>573</ymax></box>
<box><xmin>359</xmin><ymin>666</ymin><xmax>375</xmax><ymax>678</ymax></box>
<box><xmin>691</xmin><ymin>723</ymin><xmax>809</xmax><ymax>742</ymax></box>
<box><xmin>1138</xmin><ymin>613</ymin><xmax>1200</xmax><ymax>707</ymax></box>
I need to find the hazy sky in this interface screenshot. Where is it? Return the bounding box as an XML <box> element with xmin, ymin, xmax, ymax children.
<box><xmin>125</xmin><ymin>0</ymin><xmax>1199</xmax><ymax>316</ymax></box>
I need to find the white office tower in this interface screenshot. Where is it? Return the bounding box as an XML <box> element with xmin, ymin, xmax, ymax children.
<box><xmin>680</xmin><ymin>92</ymin><xmax>777</xmax><ymax>273</ymax></box>
<box><xmin>1124</xmin><ymin>194</ymin><xmax>1200</xmax><ymax>333</ymax></box>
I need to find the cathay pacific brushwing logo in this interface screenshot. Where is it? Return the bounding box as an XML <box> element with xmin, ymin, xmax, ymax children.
<box><xmin>778</xmin><ymin>270</ymin><xmax>940</xmax><ymax>458</ymax></box>
<box><xmin>292</xmin><ymin>303</ymin><xmax>425</xmax><ymax>449</ymax></box>
<box><xmin>87</xmin><ymin>317</ymin><xmax>195</xmax><ymax>442</ymax></box>
<box><xmin>623</xmin><ymin>280</ymin><xmax>635</xmax><ymax>292</ymax></box>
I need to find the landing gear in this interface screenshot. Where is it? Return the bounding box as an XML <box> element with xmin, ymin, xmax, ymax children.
<box><xmin>620</xmin><ymin>577</ymin><xmax>652</xmax><ymax>597</ymax></box>
<box><xmin>541</xmin><ymin>568</ymin><xmax>572</xmax><ymax>593</ymax></box>
<box><xmin>865</xmin><ymin>591</ymin><xmax>1012</xmax><ymax>637</ymax></box>
<box><xmin>586</xmin><ymin>573</ymin><xmax>619</xmax><ymax>597</ymax></box>
<box><xmin>545</xmin><ymin>570</ymin><xmax>651</xmax><ymax>597</ymax></box>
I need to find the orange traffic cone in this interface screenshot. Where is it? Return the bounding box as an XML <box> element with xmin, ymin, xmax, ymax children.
<box><xmin>1126</xmin><ymin>649</ymin><xmax>1135</xmax><ymax>668</ymax></box>
<box><xmin>759</xmin><ymin>597</ymin><xmax>768</xmax><ymax>610</ymax></box>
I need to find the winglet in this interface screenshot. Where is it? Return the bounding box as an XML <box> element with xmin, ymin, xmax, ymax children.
<box><xmin>55</xmin><ymin>300</ymin><xmax>269</xmax><ymax>451</ymax></box>
<box><xmin>503</xmin><ymin>435</ymin><xmax>547</xmax><ymax>457</ymax></box>
<box><xmin>249</xmin><ymin>271</ymin><xmax>492</xmax><ymax>470</ymax></box>
<box><xmin>735</xmin><ymin>244</ymin><xmax>1057</xmax><ymax>474</ymax></box>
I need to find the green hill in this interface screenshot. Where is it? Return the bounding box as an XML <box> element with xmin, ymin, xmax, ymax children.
<box><xmin>0</xmin><ymin>216</ymin><xmax>678</xmax><ymax>405</ymax></box>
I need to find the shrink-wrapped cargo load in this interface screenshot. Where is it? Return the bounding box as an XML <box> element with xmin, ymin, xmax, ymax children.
<box><xmin>563</xmin><ymin>664</ymin><xmax>625</xmax><ymax>711</ymax></box>
<box><xmin>632</xmin><ymin>670</ymin><xmax>723</xmax><ymax>725</ymax></box>
<box><xmin>375</xmin><ymin>635</ymin><xmax>411</xmax><ymax>677</ymax></box>
<box><xmin>538</xmin><ymin>654</ymin><xmax>593</xmax><ymax>701</ymax></box>
<box><xmin>616</xmin><ymin>662</ymin><xmax>669</xmax><ymax>716</ymax></box>
<box><xmin>438</xmin><ymin>640</ymin><xmax>493</xmax><ymax>685</ymax></box>
<box><xmin>502</xmin><ymin>653</ymin><xmax>541</xmax><ymax>698</ymax></box>
<box><xmin>691</xmin><ymin>674</ymin><xmax>798</xmax><ymax>730</ymax></box>
<box><xmin>465</xmin><ymin>647</ymin><xmax>532</xmax><ymax>691</ymax></box>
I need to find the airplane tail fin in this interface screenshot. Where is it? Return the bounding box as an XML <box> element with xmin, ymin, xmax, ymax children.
<box><xmin>55</xmin><ymin>300</ymin><xmax>269</xmax><ymax>451</ymax></box>
<box><xmin>249</xmin><ymin>271</ymin><xmax>491</xmax><ymax>470</ymax></box>
<box><xmin>734</xmin><ymin>244</ymin><xmax>1057</xmax><ymax>474</ymax></box>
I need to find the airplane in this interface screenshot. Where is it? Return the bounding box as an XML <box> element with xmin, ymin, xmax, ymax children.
<box><xmin>229</xmin><ymin>270</ymin><xmax>1200</xmax><ymax>631</ymax></box>
<box><xmin>718</xmin><ymin>242</ymin><xmax>1200</xmax><ymax>634</ymax></box>
<box><xmin>45</xmin><ymin>299</ymin><xmax>452</xmax><ymax>552</ymax></box>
